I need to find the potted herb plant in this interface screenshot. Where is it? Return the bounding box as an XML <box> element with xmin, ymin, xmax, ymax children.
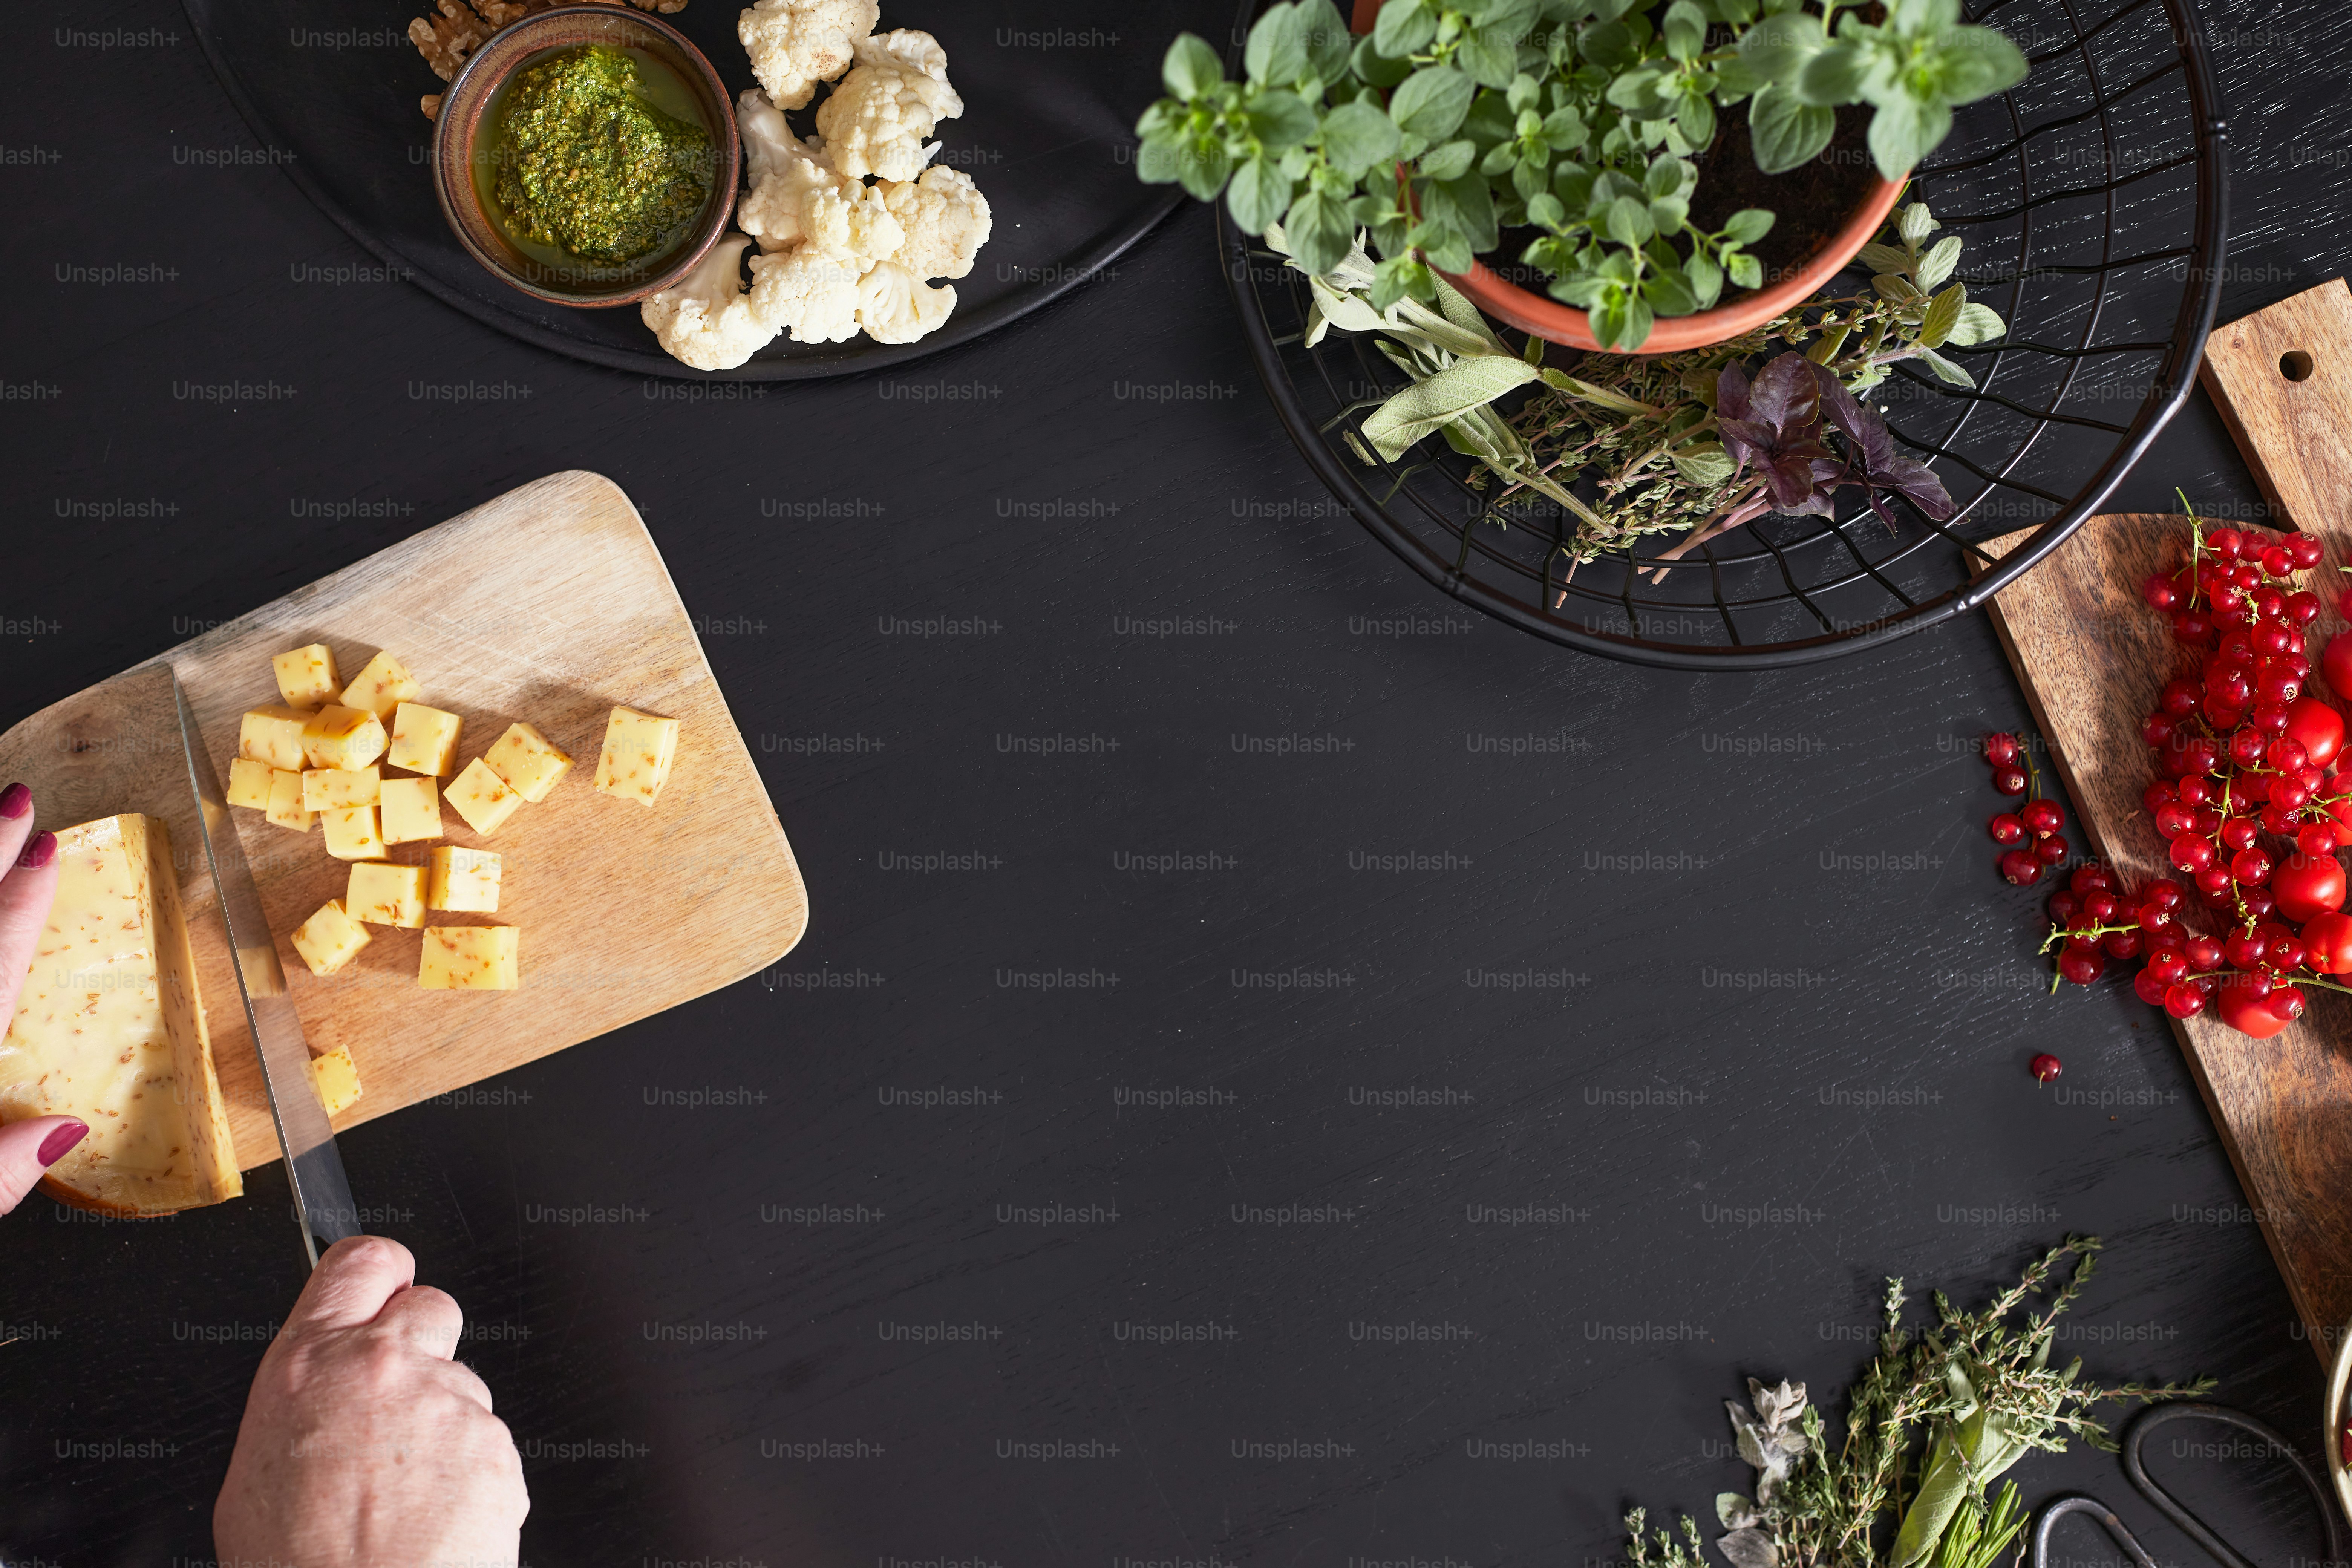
<box><xmin>1136</xmin><ymin>0</ymin><xmax>2027</xmax><ymax>352</ymax></box>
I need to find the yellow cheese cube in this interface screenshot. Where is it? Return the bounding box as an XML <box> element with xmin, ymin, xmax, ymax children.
<box><xmin>265</xmin><ymin>769</ymin><xmax>314</xmax><ymax>833</ymax></box>
<box><xmin>387</xmin><ymin>702</ymin><xmax>464</xmax><ymax>776</ymax></box>
<box><xmin>320</xmin><ymin>805</ymin><xmax>385</xmax><ymax>861</ymax></box>
<box><xmin>302</xmin><ymin>766</ymin><xmax>380</xmax><ymax>812</ymax></box>
<box><xmin>483</xmin><ymin>721</ymin><xmax>573</xmax><ymax>802</ymax></box>
<box><xmin>445</xmin><ymin>757</ymin><xmax>522</xmax><ymax>836</ymax></box>
<box><xmin>419</xmin><ymin>925</ymin><xmax>518</xmax><ymax>989</ymax></box>
<box><xmin>239</xmin><ymin>705</ymin><xmax>312</xmax><ymax>772</ymax></box>
<box><xmin>592</xmin><ymin>707</ymin><xmax>680</xmax><ymax>807</ymax></box>
<box><xmin>226</xmin><ymin>756</ymin><xmax>275</xmax><ymax>810</ymax></box>
<box><xmin>301</xmin><ymin>705</ymin><xmax>387</xmax><ymax>771</ymax></box>
<box><xmin>272</xmin><ymin>644</ymin><xmax>341</xmax><ymax>709</ymax></box>
<box><xmin>346</xmin><ymin>861</ymin><xmax>427</xmax><ymax>929</ymax></box>
<box><xmin>427</xmin><ymin>846</ymin><xmax>501</xmax><ymax>913</ymax></box>
<box><xmin>379</xmin><ymin>776</ymin><xmax>442</xmax><ymax>845</ymax></box>
<box><xmin>290</xmin><ymin>898</ymin><xmax>371</xmax><ymax>976</ymax></box>
<box><xmin>310</xmin><ymin>1046</ymin><xmax>363</xmax><ymax>1115</ymax></box>
<box><xmin>339</xmin><ymin>650</ymin><xmax>420</xmax><ymax>721</ymax></box>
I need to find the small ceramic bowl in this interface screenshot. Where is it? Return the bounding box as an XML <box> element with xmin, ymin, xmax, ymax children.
<box><xmin>431</xmin><ymin>5</ymin><xmax>740</xmax><ymax>308</ymax></box>
<box><xmin>2326</xmin><ymin>1314</ymin><xmax>2352</xmax><ymax>1523</ymax></box>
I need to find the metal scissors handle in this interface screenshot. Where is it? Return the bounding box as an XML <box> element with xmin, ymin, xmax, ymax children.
<box><xmin>2032</xmin><ymin>1402</ymin><xmax>2346</xmax><ymax>1568</ymax></box>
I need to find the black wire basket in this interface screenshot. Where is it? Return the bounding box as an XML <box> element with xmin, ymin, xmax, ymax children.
<box><xmin>1225</xmin><ymin>0</ymin><xmax>2231</xmax><ymax>669</ymax></box>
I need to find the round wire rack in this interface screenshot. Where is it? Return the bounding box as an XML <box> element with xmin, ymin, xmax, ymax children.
<box><xmin>1226</xmin><ymin>0</ymin><xmax>2231</xmax><ymax>669</ymax></box>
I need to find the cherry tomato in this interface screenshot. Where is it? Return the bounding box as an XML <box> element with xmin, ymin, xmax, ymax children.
<box><xmin>2218</xmin><ymin>975</ymin><xmax>2294</xmax><ymax>1038</ymax></box>
<box><xmin>2284</xmin><ymin>695</ymin><xmax>2347</xmax><ymax>769</ymax></box>
<box><xmin>2271</xmin><ymin>853</ymin><xmax>2348</xmax><ymax>923</ymax></box>
<box><xmin>2324</xmin><ymin>632</ymin><xmax>2352</xmax><ymax>704</ymax></box>
<box><xmin>2301</xmin><ymin>911</ymin><xmax>2352</xmax><ymax>974</ymax></box>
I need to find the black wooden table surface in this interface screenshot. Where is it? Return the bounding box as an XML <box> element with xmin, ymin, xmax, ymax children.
<box><xmin>5</xmin><ymin>2</ymin><xmax>2349</xmax><ymax>1563</ymax></box>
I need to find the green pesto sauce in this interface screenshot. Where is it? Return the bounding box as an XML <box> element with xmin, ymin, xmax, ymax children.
<box><xmin>490</xmin><ymin>44</ymin><xmax>712</xmax><ymax>266</ymax></box>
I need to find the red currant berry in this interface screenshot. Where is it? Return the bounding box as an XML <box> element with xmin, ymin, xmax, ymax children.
<box><xmin>1984</xmin><ymin>732</ymin><xmax>2021</xmax><ymax>767</ymax></box>
<box><xmin>2219</xmin><ymin>631</ymin><xmax>2256</xmax><ymax>666</ymax></box>
<box><xmin>1994</xmin><ymin>767</ymin><xmax>2028</xmax><ymax>796</ymax></box>
<box><xmin>2145</xmin><ymin>879</ymin><xmax>2186</xmax><ymax>910</ymax></box>
<box><xmin>2256</xmin><ymin>703</ymin><xmax>2293</xmax><ymax>736</ymax></box>
<box><xmin>2174</xmin><ymin>611</ymin><xmax>2213</xmax><ymax>645</ymax></box>
<box><xmin>2144</xmin><ymin>575</ymin><xmax>2182</xmax><ymax>612</ymax></box>
<box><xmin>2020</xmin><ymin>799</ymin><xmax>2063</xmax><ymax>837</ymax></box>
<box><xmin>1999</xmin><ymin>849</ymin><xmax>2042</xmax><ymax>885</ymax></box>
<box><xmin>2239</xmin><ymin>773</ymin><xmax>2273</xmax><ymax>805</ymax></box>
<box><xmin>2187</xmin><ymin>936</ymin><xmax>2226</xmax><ymax>970</ymax></box>
<box><xmin>2165</xmin><ymin>982</ymin><xmax>2207</xmax><ymax>1018</ymax></box>
<box><xmin>2270</xmin><ymin>737</ymin><xmax>2311</xmax><ymax>773</ymax></box>
<box><xmin>2271</xmin><ymin>986</ymin><xmax>2308</xmax><ymax>1022</ymax></box>
<box><xmin>2233</xmin><ymin>560</ymin><xmax>2263</xmax><ymax>592</ymax></box>
<box><xmin>2259</xmin><ymin>667</ymin><xmax>2304</xmax><ymax>706</ymax></box>
<box><xmin>2147</xmin><ymin>948</ymin><xmax>2190</xmax><ymax>985</ymax></box>
<box><xmin>2261</xmin><ymin>802</ymin><xmax>2301</xmax><ymax>836</ymax></box>
<box><xmin>2141</xmin><ymin>712</ymin><xmax>2175</xmax><ymax>748</ymax></box>
<box><xmin>2178</xmin><ymin>777</ymin><xmax>2214</xmax><ymax>808</ymax></box>
<box><xmin>2229</xmin><ymin>727</ymin><xmax>2267</xmax><ymax>767</ymax></box>
<box><xmin>2301</xmin><ymin>824</ymin><xmax>2340</xmax><ymax>858</ymax></box>
<box><xmin>2195</xmin><ymin>863</ymin><xmax>2234</xmax><ymax>899</ymax></box>
<box><xmin>2292</xmin><ymin>535</ymin><xmax>2327</xmax><ymax>569</ymax></box>
<box><xmin>2082</xmin><ymin>892</ymin><xmax>2119</xmax><ymax>924</ymax></box>
<box><xmin>2273</xmin><ymin>777</ymin><xmax>2313</xmax><ymax>812</ymax></box>
<box><xmin>2255</xmin><ymin>623</ymin><xmax>2296</xmax><ymax>657</ymax></box>
<box><xmin>1990</xmin><ymin>812</ymin><xmax>2027</xmax><ymax>845</ymax></box>
<box><xmin>2216</xmin><ymin>671</ymin><xmax>2256</xmax><ymax>710</ymax></box>
<box><xmin>2134</xmin><ymin>966</ymin><xmax>2171</xmax><ymax>1005</ymax></box>
<box><xmin>2048</xmin><ymin>890</ymin><xmax>2082</xmax><ymax>926</ymax></box>
<box><xmin>2191</xmin><ymin>808</ymin><xmax>2223</xmax><ymax>839</ymax></box>
<box><xmin>2209</xmin><ymin>527</ymin><xmax>2243</xmax><ymax>559</ymax></box>
<box><xmin>2221</xmin><ymin>815</ymin><xmax>2260</xmax><ymax>853</ymax></box>
<box><xmin>2243</xmin><ymin>885</ymin><xmax>2280</xmax><ymax>922</ymax></box>
<box><xmin>2152</xmin><ymin>802</ymin><xmax>2193</xmax><ymax>839</ymax></box>
<box><xmin>2161</xmin><ymin>680</ymin><xmax>2201</xmax><ymax>718</ymax></box>
<box><xmin>2072</xmin><ymin>864</ymin><xmax>2117</xmax><ymax>896</ymax></box>
<box><xmin>2031</xmin><ymin>1052</ymin><xmax>2064</xmax><ymax>1082</ymax></box>
<box><xmin>2144</xmin><ymin>780</ymin><xmax>2181</xmax><ymax>812</ymax></box>
<box><xmin>2232</xmin><ymin>846</ymin><xmax>2275</xmax><ymax>885</ymax></box>
<box><xmin>2034</xmin><ymin>835</ymin><xmax>2069</xmax><ymax>865</ymax></box>
<box><xmin>2226</xmin><ymin>928</ymin><xmax>2265</xmax><ymax>969</ymax></box>
<box><xmin>2103</xmin><ymin>929</ymin><xmax>2141</xmax><ymax>960</ymax></box>
<box><xmin>2058</xmin><ymin>950</ymin><xmax>2105</xmax><ymax>985</ymax></box>
<box><xmin>2171</xmin><ymin>836</ymin><xmax>2217</xmax><ymax>871</ymax></box>
<box><xmin>2289</xmin><ymin>590</ymin><xmax>2324</xmax><ymax>626</ymax></box>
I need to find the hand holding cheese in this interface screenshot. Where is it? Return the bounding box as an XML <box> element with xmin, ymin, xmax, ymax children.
<box><xmin>214</xmin><ymin>1236</ymin><xmax>529</xmax><ymax>1568</ymax></box>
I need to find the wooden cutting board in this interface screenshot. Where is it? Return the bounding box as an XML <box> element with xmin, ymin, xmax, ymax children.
<box><xmin>1983</xmin><ymin>281</ymin><xmax>2352</xmax><ymax>1360</ymax></box>
<box><xmin>0</xmin><ymin>470</ymin><xmax>808</xmax><ymax>1171</ymax></box>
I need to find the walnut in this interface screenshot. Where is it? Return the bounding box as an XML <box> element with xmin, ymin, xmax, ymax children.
<box><xmin>407</xmin><ymin>0</ymin><xmax>491</xmax><ymax>82</ymax></box>
<box><xmin>421</xmin><ymin>93</ymin><xmax>443</xmax><ymax>120</ymax></box>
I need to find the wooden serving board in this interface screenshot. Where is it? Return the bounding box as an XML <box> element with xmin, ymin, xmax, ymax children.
<box><xmin>1983</xmin><ymin>281</ymin><xmax>2352</xmax><ymax>1360</ymax></box>
<box><xmin>0</xmin><ymin>470</ymin><xmax>807</xmax><ymax>1171</ymax></box>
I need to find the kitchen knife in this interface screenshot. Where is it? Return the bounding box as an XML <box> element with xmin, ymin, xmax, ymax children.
<box><xmin>173</xmin><ymin>670</ymin><xmax>362</xmax><ymax>1266</ymax></box>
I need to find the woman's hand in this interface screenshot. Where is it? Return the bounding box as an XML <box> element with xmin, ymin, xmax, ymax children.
<box><xmin>215</xmin><ymin>1234</ymin><xmax>530</xmax><ymax>1567</ymax></box>
<box><xmin>0</xmin><ymin>781</ymin><xmax>82</xmax><ymax>1215</ymax></box>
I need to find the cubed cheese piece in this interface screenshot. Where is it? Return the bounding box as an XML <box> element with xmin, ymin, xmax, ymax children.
<box><xmin>265</xmin><ymin>769</ymin><xmax>314</xmax><ymax>833</ymax></box>
<box><xmin>339</xmin><ymin>650</ymin><xmax>420</xmax><ymax>721</ymax></box>
<box><xmin>239</xmin><ymin>705</ymin><xmax>312</xmax><ymax>772</ymax></box>
<box><xmin>310</xmin><ymin>1045</ymin><xmax>363</xmax><ymax>1115</ymax></box>
<box><xmin>483</xmin><ymin>721</ymin><xmax>573</xmax><ymax>802</ymax></box>
<box><xmin>347</xmin><ymin>861</ymin><xmax>427</xmax><ymax>929</ymax></box>
<box><xmin>387</xmin><ymin>702</ymin><xmax>464</xmax><ymax>776</ymax></box>
<box><xmin>272</xmin><ymin>643</ymin><xmax>342</xmax><ymax>709</ymax></box>
<box><xmin>427</xmin><ymin>846</ymin><xmax>502</xmax><ymax>913</ymax></box>
<box><xmin>0</xmin><ymin>814</ymin><xmax>243</xmax><ymax>1213</ymax></box>
<box><xmin>419</xmin><ymin>925</ymin><xmax>518</xmax><ymax>990</ymax></box>
<box><xmin>290</xmin><ymin>898</ymin><xmax>371</xmax><ymax>977</ymax></box>
<box><xmin>302</xmin><ymin>766</ymin><xmax>380</xmax><ymax>812</ymax></box>
<box><xmin>226</xmin><ymin>756</ymin><xmax>276</xmax><ymax>810</ymax></box>
<box><xmin>301</xmin><ymin>705</ymin><xmax>387</xmax><ymax>772</ymax></box>
<box><xmin>379</xmin><ymin>776</ymin><xmax>443</xmax><ymax>845</ymax></box>
<box><xmin>320</xmin><ymin>805</ymin><xmax>385</xmax><ymax>861</ymax></box>
<box><xmin>592</xmin><ymin>707</ymin><xmax>680</xmax><ymax>807</ymax></box>
<box><xmin>446</xmin><ymin>757</ymin><xmax>522</xmax><ymax>836</ymax></box>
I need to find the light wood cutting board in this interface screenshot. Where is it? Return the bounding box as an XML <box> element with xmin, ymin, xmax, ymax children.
<box><xmin>1982</xmin><ymin>281</ymin><xmax>2352</xmax><ymax>1360</ymax></box>
<box><xmin>0</xmin><ymin>470</ymin><xmax>808</xmax><ymax>1170</ymax></box>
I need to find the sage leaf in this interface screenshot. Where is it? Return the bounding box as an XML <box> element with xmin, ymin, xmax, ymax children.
<box><xmin>1898</xmin><ymin>201</ymin><xmax>1936</xmax><ymax>246</ymax></box>
<box><xmin>1674</xmin><ymin>443</ymin><xmax>1736</xmax><ymax>485</ymax></box>
<box><xmin>1856</xmin><ymin>242</ymin><xmax>1914</xmax><ymax>275</ymax></box>
<box><xmin>1944</xmin><ymin>301</ymin><xmax>2007</xmax><ymax>346</ymax></box>
<box><xmin>1718</xmin><ymin>1527</ymin><xmax>1779</xmax><ymax>1568</ymax></box>
<box><xmin>1915</xmin><ymin>345</ymin><xmax>1976</xmax><ymax>387</ymax></box>
<box><xmin>1360</xmin><ymin>354</ymin><xmax>1542</xmax><ymax>461</ymax></box>
<box><xmin>1915</xmin><ymin>233</ymin><xmax>1964</xmax><ymax>290</ymax></box>
<box><xmin>1161</xmin><ymin>34</ymin><xmax>1224</xmax><ymax>101</ymax></box>
<box><xmin>1918</xmin><ymin>282</ymin><xmax>1965</xmax><ymax>348</ymax></box>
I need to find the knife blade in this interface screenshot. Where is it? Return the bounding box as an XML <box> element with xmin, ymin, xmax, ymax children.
<box><xmin>172</xmin><ymin>671</ymin><xmax>363</xmax><ymax>1266</ymax></box>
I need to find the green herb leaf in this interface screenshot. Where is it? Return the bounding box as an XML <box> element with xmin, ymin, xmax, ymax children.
<box><xmin>1226</xmin><ymin>155</ymin><xmax>1293</xmax><ymax>234</ymax></box>
<box><xmin>1721</xmin><ymin>207</ymin><xmax>1774</xmax><ymax>245</ymax></box>
<box><xmin>1372</xmin><ymin>0</ymin><xmax>1438</xmax><ymax>59</ymax></box>
<box><xmin>1458</xmin><ymin>25</ymin><xmax>1521</xmax><ymax>89</ymax></box>
<box><xmin>1247</xmin><ymin>90</ymin><xmax>1320</xmax><ymax>149</ymax></box>
<box><xmin>1526</xmin><ymin>190</ymin><xmax>1567</xmax><ymax>229</ymax></box>
<box><xmin>1176</xmin><ymin>141</ymin><xmax>1233</xmax><ymax>201</ymax></box>
<box><xmin>1747</xmin><ymin>83</ymin><xmax>1835</xmax><ymax>174</ymax></box>
<box><xmin>1351</xmin><ymin>35</ymin><xmax>1415</xmax><ymax>87</ymax></box>
<box><xmin>1135</xmin><ymin>138</ymin><xmax>1185</xmax><ymax>184</ymax></box>
<box><xmin>1661</xmin><ymin>0</ymin><xmax>1708</xmax><ymax>61</ymax></box>
<box><xmin>1161</xmin><ymin>34</ymin><xmax>1225</xmax><ymax>101</ymax></box>
<box><xmin>1796</xmin><ymin>35</ymin><xmax>1882</xmax><ymax>104</ymax></box>
<box><xmin>1932</xmin><ymin>24</ymin><xmax>2029</xmax><ymax>103</ymax></box>
<box><xmin>1915</xmin><ymin>344</ymin><xmax>1976</xmax><ymax>386</ymax></box>
<box><xmin>1898</xmin><ymin>201</ymin><xmax>1936</xmax><ymax>246</ymax></box>
<box><xmin>1943</xmin><ymin>301</ymin><xmax>2007</xmax><ymax>347</ymax></box>
<box><xmin>1856</xmin><ymin>241</ymin><xmax>1913</xmax><ymax>274</ymax></box>
<box><xmin>1867</xmin><ymin>91</ymin><xmax>1952</xmax><ymax>178</ymax></box>
<box><xmin>1915</xmin><ymin>233</ymin><xmax>1963</xmax><ymax>291</ymax></box>
<box><xmin>1686</xmin><ymin>250</ymin><xmax>1722</xmax><ymax>307</ymax></box>
<box><xmin>1738</xmin><ymin>12</ymin><xmax>1825</xmax><ymax>81</ymax></box>
<box><xmin>1321</xmin><ymin>99</ymin><xmax>1403</xmax><ymax>177</ymax></box>
<box><xmin>1245</xmin><ymin>3</ymin><xmax>1309</xmax><ymax>87</ymax></box>
<box><xmin>1604</xmin><ymin>193</ymin><xmax>1654</xmax><ymax>245</ymax></box>
<box><xmin>1298</xmin><ymin>0</ymin><xmax>1354</xmax><ymax>84</ymax></box>
<box><xmin>1284</xmin><ymin>187</ymin><xmax>1355</xmax><ymax>273</ymax></box>
<box><xmin>1918</xmin><ymin>281</ymin><xmax>1966</xmax><ymax>347</ymax></box>
<box><xmin>1390</xmin><ymin>64</ymin><xmax>1477</xmax><ymax>138</ymax></box>
<box><xmin>1726</xmin><ymin>249</ymin><xmax>1762</xmax><ymax>289</ymax></box>
<box><xmin>1360</xmin><ymin>353</ymin><xmax>1542</xmax><ymax>461</ymax></box>
<box><xmin>1419</xmin><ymin>137</ymin><xmax>1479</xmax><ymax>181</ymax></box>
<box><xmin>1645</xmin><ymin>266</ymin><xmax>1698</xmax><ymax>316</ymax></box>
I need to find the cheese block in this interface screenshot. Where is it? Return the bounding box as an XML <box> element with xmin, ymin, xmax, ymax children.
<box><xmin>340</xmin><ymin>650</ymin><xmax>420</xmax><ymax>721</ymax></box>
<box><xmin>0</xmin><ymin>815</ymin><xmax>243</xmax><ymax>1215</ymax></box>
<box><xmin>446</xmin><ymin>757</ymin><xmax>522</xmax><ymax>836</ymax></box>
<box><xmin>484</xmin><ymin>722</ymin><xmax>572</xmax><ymax>802</ymax></box>
<box><xmin>302</xmin><ymin>766</ymin><xmax>380</xmax><ymax>812</ymax></box>
<box><xmin>592</xmin><ymin>706</ymin><xmax>679</xmax><ymax>806</ymax></box>
<box><xmin>290</xmin><ymin>899</ymin><xmax>371</xmax><ymax>977</ymax></box>
<box><xmin>387</xmin><ymin>702</ymin><xmax>463</xmax><ymax>777</ymax></box>
<box><xmin>273</xmin><ymin>643</ymin><xmax>341</xmax><ymax>709</ymax></box>
<box><xmin>427</xmin><ymin>846</ymin><xmax>501</xmax><ymax>913</ymax></box>
<box><xmin>420</xmin><ymin>925</ymin><xmax>518</xmax><ymax>989</ymax></box>
<box><xmin>310</xmin><ymin>1046</ymin><xmax>363</xmax><ymax>1116</ymax></box>
<box><xmin>321</xmin><ymin>805</ymin><xmax>386</xmax><ymax>861</ymax></box>
<box><xmin>225</xmin><ymin>757</ymin><xmax>275</xmax><ymax>811</ymax></box>
<box><xmin>265</xmin><ymin>769</ymin><xmax>314</xmax><ymax>833</ymax></box>
<box><xmin>348</xmin><ymin>862</ymin><xmax>427</xmax><ymax>929</ymax></box>
<box><xmin>301</xmin><ymin>705</ymin><xmax>387</xmax><ymax>772</ymax></box>
<box><xmin>379</xmin><ymin>776</ymin><xmax>442</xmax><ymax>845</ymax></box>
<box><xmin>239</xmin><ymin>706</ymin><xmax>311</xmax><ymax>773</ymax></box>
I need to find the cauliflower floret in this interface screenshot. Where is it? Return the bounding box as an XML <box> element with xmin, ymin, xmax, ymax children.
<box><xmin>854</xmin><ymin>259</ymin><xmax>955</xmax><ymax>344</ymax></box>
<box><xmin>813</xmin><ymin>29</ymin><xmax>963</xmax><ymax>182</ymax></box>
<box><xmin>640</xmin><ymin>235</ymin><xmax>778</xmax><ymax>371</ymax></box>
<box><xmin>735</xmin><ymin>87</ymin><xmax>903</xmax><ymax>261</ymax></box>
<box><xmin>737</xmin><ymin>0</ymin><xmax>877</xmax><ymax>110</ymax></box>
<box><xmin>747</xmin><ymin>245</ymin><xmax>865</xmax><ymax>344</ymax></box>
<box><xmin>877</xmin><ymin>165</ymin><xmax>992</xmax><ymax>280</ymax></box>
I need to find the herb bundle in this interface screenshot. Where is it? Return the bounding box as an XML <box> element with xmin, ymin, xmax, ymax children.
<box><xmin>1626</xmin><ymin>1239</ymin><xmax>2211</xmax><ymax>1568</ymax></box>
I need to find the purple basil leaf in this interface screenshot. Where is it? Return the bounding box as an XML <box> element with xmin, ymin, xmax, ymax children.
<box><xmin>1877</xmin><ymin>456</ymin><xmax>1957</xmax><ymax>520</ymax></box>
<box><xmin>1748</xmin><ymin>354</ymin><xmax>1819</xmax><ymax>432</ymax></box>
<box><xmin>1717</xmin><ymin>362</ymin><xmax>1751</xmax><ymax>423</ymax></box>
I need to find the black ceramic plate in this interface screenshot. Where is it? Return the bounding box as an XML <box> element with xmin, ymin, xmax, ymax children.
<box><xmin>182</xmin><ymin>0</ymin><xmax>1220</xmax><ymax>377</ymax></box>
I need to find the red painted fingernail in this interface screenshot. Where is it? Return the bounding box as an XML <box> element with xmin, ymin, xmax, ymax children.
<box><xmin>38</xmin><ymin>1121</ymin><xmax>88</xmax><ymax>1166</ymax></box>
<box><xmin>18</xmin><ymin>831</ymin><xmax>56</xmax><ymax>870</ymax></box>
<box><xmin>0</xmin><ymin>783</ymin><xmax>27</xmax><ymax>819</ymax></box>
